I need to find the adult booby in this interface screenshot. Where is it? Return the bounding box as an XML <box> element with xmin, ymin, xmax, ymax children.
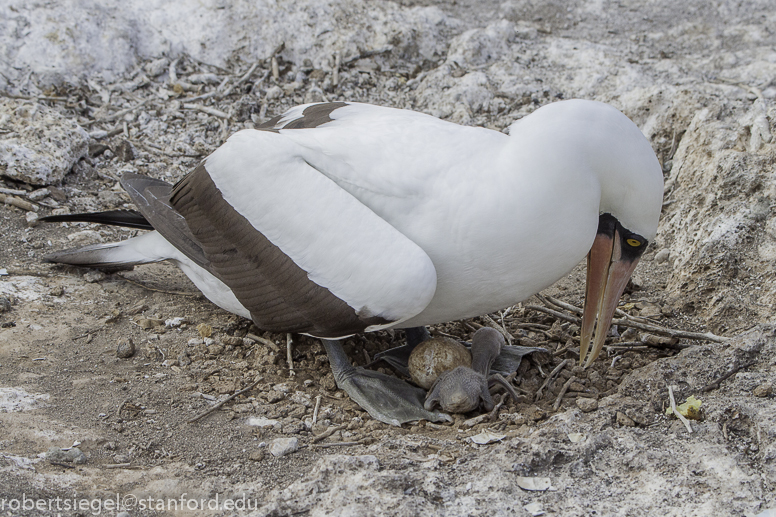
<box><xmin>42</xmin><ymin>99</ymin><xmax>663</xmax><ymax>425</ymax></box>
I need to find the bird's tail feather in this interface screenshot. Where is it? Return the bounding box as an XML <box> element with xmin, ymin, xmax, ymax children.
<box><xmin>43</xmin><ymin>232</ymin><xmax>168</xmax><ymax>269</ymax></box>
<box><xmin>39</xmin><ymin>210</ymin><xmax>153</xmax><ymax>230</ymax></box>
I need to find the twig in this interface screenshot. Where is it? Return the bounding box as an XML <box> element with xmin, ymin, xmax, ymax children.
<box><xmin>286</xmin><ymin>333</ymin><xmax>295</xmax><ymax>377</ymax></box>
<box><xmin>668</xmin><ymin>385</ymin><xmax>693</xmax><ymax>433</ymax></box>
<box><xmin>84</xmin><ymin>98</ymin><xmax>151</xmax><ymax>126</ymax></box>
<box><xmin>482</xmin><ymin>314</ymin><xmax>514</xmax><ymax>345</ymax></box>
<box><xmin>182</xmin><ymin>103</ymin><xmax>230</xmax><ymax>119</ymax></box>
<box><xmin>0</xmin><ymin>187</ymin><xmax>27</xmax><ymax>196</ymax></box>
<box><xmin>312</xmin><ymin>395</ymin><xmax>322</xmax><ymax>425</ymax></box>
<box><xmin>552</xmin><ymin>376</ymin><xmax>578</xmax><ymax>410</ymax></box>
<box><xmin>312</xmin><ymin>440</ymin><xmax>369</xmax><ymax>448</ymax></box>
<box><xmin>538</xmin><ymin>294</ymin><xmax>583</xmax><ymax>315</ymax></box>
<box><xmin>187</xmin><ymin>378</ymin><xmax>261</xmax><ymax>423</ymax></box>
<box><xmin>524</xmin><ymin>305</ymin><xmax>581</xmax><ymax>325</ymax></box>
<box><xmin>246</xmin><ymin>333</ymin><xmax>280</xmax><ymax>352</ymax></box>
<box><xmin>49</xmin><ymin>462</ymin><xmax>75</xmax><ymax>469</ymax></box>
<box><xmin>219</xmin><ymin>62</ymin><xmax>260</xmax><ymax>98</ymax></box>
<box><xmin>312</xmin><ymin>424</ymin><xmax>347</xmax><ymax>443</ymax></box>
<box><xmin>0</xmin><ymin>193</ymin><xmax>37</xmax><ymax>211</ymax></box>
<box><xmin>701</xmin><ymin>360</ymin><xmax>757</xmax><ymax>392</ymax></box>
<box><xmin>487</xmin><ymin>393</ymin><xmax>506</xmax><ymax>422</ymax></box>
<box><xmin>534</xmin><ymin>359</ymin><xmax>570</xmax><ymax>401</ymax></box>
<box><xmin>533</xmin><ymin>296</ymin><xmax>726</xmax><ymax>343</ymax></box>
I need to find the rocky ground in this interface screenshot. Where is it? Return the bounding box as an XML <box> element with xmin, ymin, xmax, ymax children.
<box><xmin>1</xmin><ymin>0</ymin><xmax>775</xmax><ymax>515</ymax></box>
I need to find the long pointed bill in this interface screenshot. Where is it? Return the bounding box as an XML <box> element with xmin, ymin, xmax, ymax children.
<box><xmin>579</xmin><ymin>228</ymin><xmax>641</xmax><ymax>368</ymax></box>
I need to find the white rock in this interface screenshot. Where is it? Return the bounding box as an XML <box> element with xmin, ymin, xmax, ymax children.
<box><xmin>0</xmin><ymin>99</ymin><xmax>88</xmax><ymax>185</ymax></box>
<box><xmin>269</xmin><ymin>437</ymin><xmax>298</xmax><ymax>457</ymax></box>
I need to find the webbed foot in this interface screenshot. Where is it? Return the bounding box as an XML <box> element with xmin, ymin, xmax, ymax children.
<box><xmin>322</xmin><ymin>339</ymin><xmax>452</xmax><ymax>426</ymax></box>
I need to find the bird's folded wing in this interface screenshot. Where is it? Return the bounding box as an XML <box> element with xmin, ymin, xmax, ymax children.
<box><xmin>120</xmin><ymin>172</ymin><xmax>210</xmax><ymax>269</ymax></box>
<box><xmin>169</xmin><ymin>130</ymin><xmax>437</xmax><ymax>338</ymax></box>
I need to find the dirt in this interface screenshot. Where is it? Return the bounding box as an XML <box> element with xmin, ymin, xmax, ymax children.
<box><xmin>1</xmin><ymin>0</ymin><xmax>776</xmax><ymax>515</ymax></box>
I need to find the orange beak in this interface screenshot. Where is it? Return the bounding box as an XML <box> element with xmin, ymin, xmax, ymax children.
<box><xmin>578</xmin><ymin>224</ymin><xmax>641</xmax><ymax>368</ymax></box>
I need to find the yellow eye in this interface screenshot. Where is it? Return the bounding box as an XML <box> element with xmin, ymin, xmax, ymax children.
<box><xmin>626</xmin><ymin>238</ymin><xmax>642</xmax><ymax>247</ymax></box>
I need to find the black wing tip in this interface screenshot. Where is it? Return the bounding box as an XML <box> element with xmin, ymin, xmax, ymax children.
<box><xmin>39</xmin><ymin>210</ymin><xmax>153</xmax><ymax>230</ymax></box>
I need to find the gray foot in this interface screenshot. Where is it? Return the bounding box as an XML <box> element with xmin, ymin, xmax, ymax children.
<box><xmin>370</xmin><ymin>326</ymin><xmax>430</xmax><ymax>377</ymax></box>
<box><xmin>322</xmin><ymin>339</ymin><xmax>452</xmax><ymax>426</ymax></box>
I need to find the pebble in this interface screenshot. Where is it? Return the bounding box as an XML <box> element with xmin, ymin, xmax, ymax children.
<box><xmin>0</xmin><ymin>297</ymin><xmax>11</xmax><ymax>313</ymax></box>
<box><xmin>116</xmin><ymin>337</ymin><xmax>135</xmax><ymax>358</ymax></box>
<box><xmin>753</xmin><ymin>383</ymin><xmax>772</xmax><ymax>398</ymax></box>
<box><xmin>655</xmin><ymin>249</ymin><xmax>671</xmax><ymax>263</ymax></box>
<box><xmin>197</xmin><ymin>323</ymin><xmax>212</xmax><ymax>338</ymax></box>
<box><xmin>25</xmin><ymin>211</ymin><xmax>39</xmax><ymax>226</ymax></box>
<box><xmin>616</xmin><ymin>411</ymin><xmax>636</xmax><ymax>427</ymax></box>
<box><xmin>48</xmin><ymin>286</ymin><xmax>64</xmax><ymax>297</ymax></box>
<box><xmin>269</xmin><ymin>437</ymin><xmax>298</xmax><ymax>457</ymax></box>
<box><xmin>83</xmin><ymin>270</ymin><xmax>107</xmax><ymax>283</ymax></box>
<box><xmin>46</xmin><ymin>446</ymin><xmax>87</xmax><ymax>464</ymax></box>
<box><xmin>249</xmin><ymin>450</ymin><xmax>265</xmax><ymax>461</ymax></box>
<box><xmin>178</xmin><ymin>351</ymin><xmax>192</xmax><ymax>366</ymax></box>
<box><xmin>576</xmin><ymin>397</ymin><xmax>599</xmax><ymax>413</ymax></box>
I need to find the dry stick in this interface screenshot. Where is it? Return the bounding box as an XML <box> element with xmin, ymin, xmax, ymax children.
<box><xmin>701</xmin><ymin>360</ymin><xmax>757</xmax><ymax>392</ymax></box>
<box><xmin>668</xmin><ymin>385</ymin><xmax>693</xmax><ymax>433</ymax></box>
<box><xmin>332</xmin><ymin>52</ymin><xmax>340</xmax><ymax>87</ymax></box>
<box><xmin>312</xmin><ymin>395</ymin><xmax>322</xmax><ymax>425</ymax></box>
<box><xmin>534</xmin><ymin>296</ymin><xmax>726</xmax><ymax>343</ymax></box>
<box><xmin>286</xmin><ymin>333</ymin><xmax>295</xmax><ymax>377</ymax></box>
<box><xmin>312</xmin><ymin>424</ymin><xmax>347</xmax><ymax>443</ymax></box>
<box><xmin>534</xmin><ymin>359</ymin><xmax>570</xmax><ymax>401</ymax></box>
<box><xmin>540</xmin><ymin>294</ymin><xmax>583</xmax><ymax>315</ymax></box>
<box><xmin>182</xmin><ymin>103</ymin><xmax>229</xmax><ymax>119</ymax></box>
<box><xmin>218</xmin><ymin>62</ymin><xmax>260</xmax><ymax>98</ymax></box>
<box><xmin>552</xmin><ymin>376</ymin><xmax>578</xmax><ymax>411</ymax></box>
<box><xmin>246</xmin><ymin>333</ymin><xmax>281</xmax><ymax>353</ymax></box>
<box><xmin>84</xmin><ymin>98</ymin><xmax>151</xmax><ymax>126</ymax></box>
<box><xmin>482</xmin><ymin>314</ymin><xmax>514</xmax><ymax>345</ymax></box>
<box><xmin>487</xmin><ymin>393</ymin><xmax>506</xmax><ymax>422</ymax></box>
<box><xmin>187</xmin><ymin>378</ymin><xmax>261</xmax><ymax>423</ymax></box>
<box><xmin>0</xmin><ymin>193</ymin><xmax>37</xmax><ymax>211</ymax></box>
<box><xmin>0</xmin><ymin>187</ymin><xmax>27</xmax><ymax>196</ymax></box>
<box><xmin>525</xmin><ymin>305</ymin><xmax>581</xmax><ymax>325</ymax></box>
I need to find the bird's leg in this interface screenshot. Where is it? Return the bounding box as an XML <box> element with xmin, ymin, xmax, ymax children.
<box><xmin>370</xmin><ymin>326</ymin><xmax>430</xmax><ymax>377</ymax></box>
<box><xmin>321</xmin><ymin>338</ymin><xmax>452</xmax><ymax>426</ymax></box>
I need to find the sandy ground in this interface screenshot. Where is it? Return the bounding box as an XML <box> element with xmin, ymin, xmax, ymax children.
<box><xmin>1</xmin><ymin>0</ymin><xmax>775</xmax><ymax>515</ymax></box>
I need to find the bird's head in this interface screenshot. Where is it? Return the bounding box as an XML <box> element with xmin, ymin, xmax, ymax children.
<box><xmin>562</xmin><ymin>100</ymin><xmax>664</xmax><ymax>367</ymax></box>
<box><xmin>511</xmin><ymin>100</ymin><xmax>664</xmax><ymax>367</ymax></box>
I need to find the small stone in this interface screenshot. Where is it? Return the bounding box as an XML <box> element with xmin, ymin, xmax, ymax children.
<box><xmin>568</xmin><ymin>381</ymin><xmax>586</xmax><ymax>392</ymax></box>
<box><xmin>46</xmin><ymin>446</ymin><xmax>87</xmax><ymax>464</ymax></box>
<box><xmin>114</xmin><ymin>140</ymin><xmax>135</xmax><ymax>162</ymax></box>
<box><xmin>197</xmin><ymin>323</ymin><xmax>212</xmax><ymax>338</ymax></box>
<box><xmin>655</xmin><ymin>249</ymin><xmax>671</xmax><ymax>263</ymax></box>
<box><xmin>0</xmin><ymin>297</ymin><xmax>11</xmax><ymax>313</ymax></box>
<box><xmin>269</xmin><ymin>437</ymin><xmax>298</xmax><ymax>457</ymax></box>
<box><xmin>249</xmin><ymin>450</ymin><xmax>265</xmax><ymax>461</ymax></box>
<box><xmin>576</xmin><ymin>397</ymin><xmax>598</xmax><ymax>413</ymax></box>
<box><xmin>134</xmin><ymin>317</ymin><xmax>164</xmax><ymax>329</ymax></box>
<box><xmin>48</xmin><ymin>286</ymin><xmax>64</xmax><ymax>297</ymax></box>
<box><xmin>177</xmin><ymin>351</ymin><xmax>192</xmax><ymax>366</ymax></box>
<box><xmin>25</xmin><ymin>211</ymin><xmax>39</xmax><ymax>226</ymax></box>
<box><xmin>616</xmin><ymin>411</ymin><xmax>636</xmax><ymax>427</ymax></box>
<box><xmin>753</xmin><ymin>383</ymin><xmax>773</xmax><ymax>398</ymax></box>
<box><xmin>222</xmin><ymin>335</ymin><xmax>243</xmax><ymax>346</ymax></box>
<box><xmin>265</xmin><ymin>85</ymin><xmax>284</xmax><ymax>100</ymax></box>
<box><xmin>116</xmin><ymin>337</ymin><xmax>135</xmax><ymax>358</ymax></box>
<box><xmin>83</xmin><ymin>270</ymin><xmax>107</xmax><ymax>283</ymax></box>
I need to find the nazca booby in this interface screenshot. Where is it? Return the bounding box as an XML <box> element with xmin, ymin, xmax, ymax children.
<box><xmin>42</xmin><ymin>99</ymin><xmax>663</xmax><ymax>425</ymax></box>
